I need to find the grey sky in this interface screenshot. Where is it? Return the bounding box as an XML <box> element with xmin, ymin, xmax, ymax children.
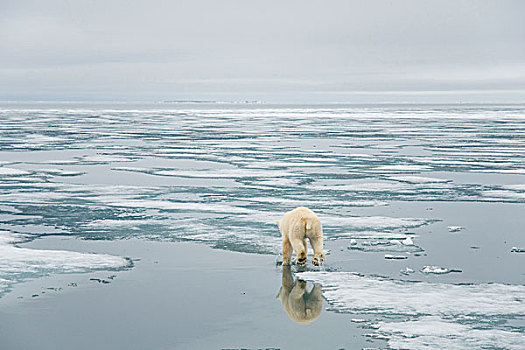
<box><xmin>1</xmin><ymin>0</ymin><xmax>524</xmax><ymax>103</ymax></box>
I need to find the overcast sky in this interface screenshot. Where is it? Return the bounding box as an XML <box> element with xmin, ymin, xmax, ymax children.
<box><xmin>1</xmin><ymin>0</ymin><xmax>524</xmax><ymax>103</ymax></box>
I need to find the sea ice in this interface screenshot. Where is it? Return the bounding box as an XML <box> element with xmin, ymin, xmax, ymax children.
<box><xmin>420</xmin><ymin>266</ymin><xmax>461</xmax><ymax>274</ymax></box>
<box><xmin>384</xmin><ymin>254</ymin><xmax>408</xmax><ymax>260</ymax></box>
<box><xmin>400</xmin><ymin>267</ymin><xmax>415</xmax><ymax>275</ymax></box>
<box><xmin>401</xmin><ymin>237</ymin><xmax>414</xmax><ymax>245</ymax></box>
<box><xmin>375</xmin><ymin>316</ymin><xmax>525</xmax><ymax>350</ymax></box>
<box><xmin>0</xmin><ymin>230</ymin><xmax>129</xmax><ymax>298</ymax></box>
<box><xmin>0</xmin><ymin>168</ymin><xmax>31</xmax><ymax>176</ymax></box>
<box><xmin>297</xmin><ymin>271</ymin><xmax>525</xmax><ymax>349</ymax></box>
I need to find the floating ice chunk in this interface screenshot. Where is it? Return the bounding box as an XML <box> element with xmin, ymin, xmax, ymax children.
<box><xmin>0</xmin><ymin>230</ymin><xmax>129</xmax><ymax>297</ymax></box>
<box><xmin>511</xmin><ymin>247</ymin><xmax>525</xmax><ymax>253</ymax></box>
<box><xmin>348</xmin><ymin>239</ymin><xmax>423</xmax><ymax>254</ymax></box>
<box><xmin>477</xmin><ymin>169</ymin><xmax>525</xmax><ymax>174</ymax></box>
<box><xmin>296</xmin><ymin>271</ymin><xmax>525</xmax><ymax>317</ymax></box>
<box><xmin>421</xmin><ymin>266</ymin><xmax>461</xmax><ymax>274</ymax></box>
<box><xmin>25</xmin><ymin>134</ymin><xmax>66</xmax><ymax>143</ymax></box>
<box><xmin>155</xmin><ymin>168</ymin><xmax>296</xmax><ymax>179</ymax></box>
<box><xmin>503</xmin><ymin>184</ymin><xmax>525</xmax><ymax>191</ymax></box>
<box><xmin>400</xmin><ymin>267</ymin><xmax>415</xmax><ymax>275</ymax></box>
<box><xmin>309</xmin><ymin>181</ymin><xmax>408</xmax><ymax>192</ymax></box>
<box><xmin>350</xmin><ymin>318</ymin><xmax>368</xmax><ymax>323</ymax></box>
<box><xmin>37</xmin><ymin>160</ymin><xmax>79</xmax><ymax>165</ymax></box>
<box><xmin>0</xmin><ymin>168</ymin><xmax>31</xmax><ymax>176</ymax></box>
<box><xmin>349</xmin><ymin>239</ymin><xmax>357</xmax><ymax>245</ymax></box>
<box><xmin>36</xmin><ymin>168</ymin><xmax>85</xmax><ymax>176</ymax></box>
<box><xmin>384</xmin><ymin>254</ymin><xmax>408</xmax><ymax>260</ymax></box>
<box><xmin>401</xmin><ymin>237</ymin><xmax>414</xmax><ymax>245</ymax></box>
<box><xmin>447</xmin><ymin>226</ymin><xmax>463</xmax><ymax>233</ymax></box>
<box><xmin>483</xmin><ymin>190</ymin><xmax>525</xmax><ymax>200</ymax></box>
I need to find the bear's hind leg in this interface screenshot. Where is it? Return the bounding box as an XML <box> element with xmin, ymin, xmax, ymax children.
<box><xmin>282</xmin><ymin>237</ymin><xmax>293</xmax><ymax>265</ymax></box>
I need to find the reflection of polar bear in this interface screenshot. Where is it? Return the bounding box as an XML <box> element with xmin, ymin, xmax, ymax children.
<box><xmin>276</xmin><ymin>266</ymin><xmax>323</xmax><ymax>325</ymax></box>
<box><xmin>276</xmin><ymin>207</ymin><xmax>324</xmax><ymax>266</ymax></box>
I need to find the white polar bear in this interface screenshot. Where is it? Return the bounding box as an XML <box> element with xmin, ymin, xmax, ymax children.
<box><xmin>276</xmin><ymin>207</ymin><xmax>325</xmax><ymax>266</ymax></box>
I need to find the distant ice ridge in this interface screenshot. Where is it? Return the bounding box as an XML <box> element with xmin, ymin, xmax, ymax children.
<box><xmin>0</xmin><ymin>230</ymin><xmax>129</xmax><ymax>298</ymax></box>
<box><xmin>298</xmin><ymin>271</ymin><xmax>525</xmax><ymax>349</ymax></box>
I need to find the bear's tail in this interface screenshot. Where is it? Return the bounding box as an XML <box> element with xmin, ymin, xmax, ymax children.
<box><xmin>304</xmin><ymin>218</ymin><xmax>312</xmax><ymax>230</ymax></box>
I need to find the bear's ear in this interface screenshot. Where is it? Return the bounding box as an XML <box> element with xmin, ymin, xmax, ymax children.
<box><xmin>275</xmin><ymin>220</ymin><xmax>281</xmax><ymax>228</ymax></box>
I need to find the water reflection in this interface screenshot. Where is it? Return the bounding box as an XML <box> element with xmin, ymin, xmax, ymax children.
<box><xmin>276</xmin><ymin>266</ymin><xmax>323</xmax><ymax>324</ymax></box>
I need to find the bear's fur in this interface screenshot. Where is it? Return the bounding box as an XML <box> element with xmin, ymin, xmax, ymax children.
<box><xmin>276</xmin><ymin>207</ymin><xmax>324</xmax><ymax>266</ymax></box>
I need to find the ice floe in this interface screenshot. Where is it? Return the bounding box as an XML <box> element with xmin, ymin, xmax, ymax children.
<box><xmin>384</xmin><ymin>254</ymin><xmax>408</xmax><ymax>260</ymax></box>
<box><xmin>401</xmin><ymin>237</ymin><xmax>414</xmax><ymax>245</ymax></box>
<box><xmin>420</xmin><ymin>266</ymin><xmax>462</xmax><ymax>274</ymax></box>
<box><xmin>0</xmin><ymin>230</ymin><xmax>129</xmax><ymax>297</ymax></box>
<box><xmin>374</xmin><ymin>316</ymin><xmax>525</xmax><ymax>350</ymax></box>
<box><xmin>297</xmin><ymin>272</ymin><xmax>525</xmax><ymax>316</ymax></box>
<box><xmin>298</xmin><ymin>272</ymin><xmax>525</xmax><ymax>349</ymax></box>
<box><xmin>0</xmin><ymin>168</ymin><xmax>31</xmax><ymax>176</ymax></box>
<box><xmin>510</xmin><ymin>247</ymin><xmax>525</xmax><ymax>253</ymax></box>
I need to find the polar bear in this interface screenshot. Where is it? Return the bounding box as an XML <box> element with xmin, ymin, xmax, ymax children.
<box><xmin>276</xmin><ymin>207</ymin><xmax>324</xmax><ymax>266</ymax></box>
<box><xmin>276</xmin><ymin>265</ymin><xmax>323</xmax><ymax>324</ymax></box>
